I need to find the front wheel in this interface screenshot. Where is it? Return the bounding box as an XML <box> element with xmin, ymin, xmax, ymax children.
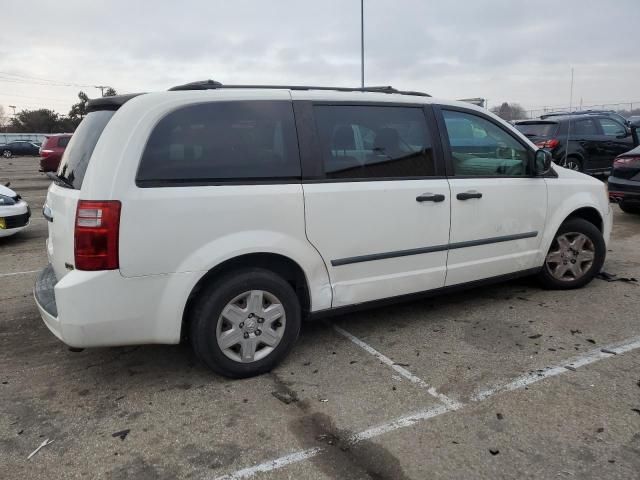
<box><xmin>2</xmin><ymin>150</ymin><xmax>11</xmax><ymax>158</ymax></box>
<box><xmin>189</xmin><ymin>268</ymin><xmax>301</xmax><ymax>378</ymax></box>
<box><xmin>537</xmin><ymin>218</ymin><xmax>605</xmax><ymax>289</ymax></box>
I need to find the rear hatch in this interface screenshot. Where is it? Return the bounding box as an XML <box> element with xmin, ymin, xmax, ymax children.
<box><xmin>514</xmin><ymin>121</ymin><xmax>559</xmax><ymax>146</ymax></box>
<box><xmin>612</xmin><ymin>145</ymin><xmax>640</xmax><ymax>181</ymax></box>
<box><xmin>46</xmin><ymin>111</ymin><xmax>115</xmax><ymax>280</ymax></box>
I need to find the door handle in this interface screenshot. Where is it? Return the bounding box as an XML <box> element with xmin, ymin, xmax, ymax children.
<box><xmin>416</xmin><ymin>193</ymin><xmax>445</xmax><ymax>203</ymax></box>
<box><xmin>456</xmin><ymin>191</ymin><xmax>483</xmax><ymax>200</ymax></box>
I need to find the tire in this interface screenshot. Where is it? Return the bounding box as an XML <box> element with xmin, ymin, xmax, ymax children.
<box><xmin>2</xmin><ymin>150</ymin><xmax>11</xmax><ymax>158</ymax></box>
<box><xmin>619</xmin><ymin>202</ymin><xmax>640</xmax><ymax>215</ymax></box>
<box><xmin>189</xmin><ymin>268</ymin><xmax>301</xmax><ymax>378</ymax></box>
<box><xmin>537</xmin><ymin>218</ymin><xmax>605</xmax><ymax>290</ymax></box>
<box><xmin>562</xmin><ymin>156</ymin><xmax>582</xmax><ymax>172</ymax></box>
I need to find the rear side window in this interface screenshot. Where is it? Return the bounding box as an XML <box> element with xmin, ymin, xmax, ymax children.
<box><xmin>313</xmin><ymin>105</ymin><xmax>436</xmax><ymax>179</ymax></box>
<box><xmin>515</xmin><ymin>122</ymin><xmax>558</xmax><ymax>138</ymax></box>
<box><xmin>136</xmin><ymin>101</ymin><xmax>300</xmax><ymax>185</ymax></box>
<box><xmin>58</xmin><ymin>136</ymin><xmax>71</xmax><ymax>147</ymax></box>
<box><xmin>57</xmin><ymin>111</ymin><xmax>114</xmax><ymax>189</ymax></box>
<box><xmin>572</xmin><ymin>119</ymin><xmax>598</xmax><ymax>135</ymax></box>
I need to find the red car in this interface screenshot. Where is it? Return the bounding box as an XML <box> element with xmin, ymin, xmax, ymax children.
<box><xmin>39</xmin><ymin>134</ymin><xmax>72</xmax><ymax>172</ymax></box>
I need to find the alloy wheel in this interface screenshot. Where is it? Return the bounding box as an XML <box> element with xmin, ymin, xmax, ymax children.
<box><xmin>545</xmin><ymin>232</ymin><xmax>595</xmax><ymax>281</ymax></box>
<box><xmin>563</xmin><ymin>158</ymin><xmax>580</xmax><ymax>171</ymax></box>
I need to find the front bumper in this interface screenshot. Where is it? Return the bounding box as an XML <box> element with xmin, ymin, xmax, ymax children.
<box><xmin>0</xmin><ymin>200</ymin><xmax>30</xmax><ymax>237</ymax></box>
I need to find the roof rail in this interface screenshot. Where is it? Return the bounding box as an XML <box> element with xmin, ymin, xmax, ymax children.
<box><xmin>168</xmin><ymin>80</ymin><xmax>431</xmax><ymax>97</ymax></box>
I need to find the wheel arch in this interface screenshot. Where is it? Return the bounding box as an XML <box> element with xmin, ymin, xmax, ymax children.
<box><xmin>565</xmin><ymin>206</ymin><xmax>603</xmax><ymax>232</ymax></box>
<box><xmin>181</xmin><ymin>252</ymin><xmax>312</xmax><ymax>341</ymax></box>
<box><xmin>538</xmin><ymin>192</ymin><xmax>608</xmax><ymax>267</ymax></box>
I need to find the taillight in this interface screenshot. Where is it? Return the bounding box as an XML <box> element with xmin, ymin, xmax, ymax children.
<box><xmin>40</xmin><ymin>149</ymin><xmax>54</xmax><ymax>157</ymax></box>
<box><xmin>535</xmin><ymin>139</ymin><xmax>560</xmax><ymax>149</ymax></box>
<box><xmin>74</xmin><ymin>200</ymin><xmax>121</xmax><ymax>271</ymax></box>
<box><xmin>613</xmin><ymin>156</ymin><xmax>640</xmax><ymax>168</ymax></box>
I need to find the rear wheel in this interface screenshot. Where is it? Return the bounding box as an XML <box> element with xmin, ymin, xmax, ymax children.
<box><xmin>562</xmin><ymin>156</ymin><xmax>582</xmax><ymax>172</ymax></box>
<box><xmin>619</xmin><ymin>202</ymin><xmax>640</xmax><ymax>214</ymax></box>
<box><xmin>537</xmin><ymin>218</ymin><xmax>605</xmax><ymax>289</ymax></box>
<box><xmin>2</xmin><ymin>150</ymin><xmax>11</xmax><ymax>158</ymax></box>
<box><xmin>189</xmin><ymin>268</ymin><xmax>301</xmax><ymax>378</ymax></box>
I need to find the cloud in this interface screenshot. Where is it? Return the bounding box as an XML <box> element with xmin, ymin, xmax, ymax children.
<box><xmin>0</xmin><ymin>0</ymin><xmax>638</xmax><ymax>114</ymax></box>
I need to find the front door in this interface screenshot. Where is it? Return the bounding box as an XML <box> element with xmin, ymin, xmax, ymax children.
<box><xmin>436</xmin><ymin>107</ymin><xmax>547</xmax><ymax>286</ymax></box>
<box><xmin>295</xmin><ymin>101</ymin><xmax>451</xmax><ymax>307</ymax></box>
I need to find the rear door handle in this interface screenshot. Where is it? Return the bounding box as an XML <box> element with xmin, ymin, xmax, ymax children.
<box><xmin>416</xmin><ymin>193</ymin><xmax>445</xmax><ymax>203</ymax></box>
<box><xmin>456</xmin><ymin>191</ymin><xmax>483</xmax><ymax>200</ymax></box>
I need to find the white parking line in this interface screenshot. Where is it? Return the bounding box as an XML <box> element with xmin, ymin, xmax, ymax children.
<box><xmin>211</xmin><ymin>334</ymin><xmax>640</xmax><ymax>480</ymax></box>
<box><xmin>215</xmin><ymin>448</ymin><xmax>323</xmax><ymax>480</ymax></box>
<box><xmin>472</xmin><ymin>335</ymin><xmax>640</xmax><ymax>401</ymax></box>
<box><xmin>332</xmin><ymin>324</ymin><xmax>462</xmax><ymax>410</ymax></box>
<box><xmin>0</xmin><ymin>269</ymin><xmax>40</xmax><ymax>278</ymax></box>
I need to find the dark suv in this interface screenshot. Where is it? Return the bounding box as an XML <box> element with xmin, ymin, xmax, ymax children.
<box><xmin>515</xmin><ymin>114</ymin><xmax>637</xmax><ymax>174</ymax></box>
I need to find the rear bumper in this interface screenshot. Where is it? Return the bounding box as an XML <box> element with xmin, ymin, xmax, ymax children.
<box><xmin>608</xmin><ymin>176</ymin><xmax>640</xmax><ymax>205</ymax></box>
<box><xmin>39</xmin><ymin>156</ymin><xmax>61</xmax><ymax>172</ymax></box>
<box><xmin>34</xmin><ymin>264</ymin><xmax>201</xmax><ymax>348</ymax></box>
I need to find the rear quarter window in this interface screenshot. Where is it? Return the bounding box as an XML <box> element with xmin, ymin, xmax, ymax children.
<box><xmin>57</xmin><ymin>111</ymin><xmax>114</xmax><ymax>189</ymax></box>
<box><xmin>136</xmin><ymin>101</ymin><xmax>301</xmax><ymax>186</ymax></box>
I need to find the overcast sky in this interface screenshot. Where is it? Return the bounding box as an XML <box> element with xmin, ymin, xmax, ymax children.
<box><xmin>1</xmin><ymin>0</ymin><xmax>638</xmax><ymax>116</ymax></box>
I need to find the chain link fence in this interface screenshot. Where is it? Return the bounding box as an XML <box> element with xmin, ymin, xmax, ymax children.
<box><xmin>526</xmin><ymin>102</ymin><xmax>640</xmax><ymax>119</ymax></box>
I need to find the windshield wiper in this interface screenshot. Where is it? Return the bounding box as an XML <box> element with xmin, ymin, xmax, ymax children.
<box><xmin>46</xmin><ymin>172</ymin><xmax>74</xmax><ymax>189</ymax></box>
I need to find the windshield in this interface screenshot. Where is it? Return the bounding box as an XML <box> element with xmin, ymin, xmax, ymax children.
<box><xmin>57</xmin><ymin>110</ymin><xmax>114</xmax><ymax>189</ymax></box>
<box><xmin>515</xmin><ymin>122</ymin><xmax>558</xmax><ymax>138</ymax></box>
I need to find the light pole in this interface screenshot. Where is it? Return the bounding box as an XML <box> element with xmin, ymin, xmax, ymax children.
<box><xmin>360</xmin><ymin>0</ymin><xmax>364</xmax><ymax>88</ymax></box>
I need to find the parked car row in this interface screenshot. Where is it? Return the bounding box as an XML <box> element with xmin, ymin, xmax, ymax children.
<box><xmin>1</xmin><ymin>136</ymin><xmax>72</xmax><ymax>173</ymax></box>
<box><xmin>515</xmin><ymin>114</ymin><xmax>636</xmax><ymax>174</ymax></box>
<box><xmin>515</xmin><ymin>112</ymin><xmax>640</xmax><ymax>215</ymax></box>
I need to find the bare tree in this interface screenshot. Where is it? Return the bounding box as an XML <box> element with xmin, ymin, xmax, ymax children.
<box><xmin>490</xmin><ymin>102</ymin><xmax>527</xmax><ymax>121</ymax></box>
<box><xmin>0</xmin><ymin>105</ymin><xmax>7</xmax><ymax>130</ymax></box>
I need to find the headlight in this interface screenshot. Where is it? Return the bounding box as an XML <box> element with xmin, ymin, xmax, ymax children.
<box><xmin>0</xmin><ymin>194</ymin><xmax>16</xmax><ymax>206</ymax></box>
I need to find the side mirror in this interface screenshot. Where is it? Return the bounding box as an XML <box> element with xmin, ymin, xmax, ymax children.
<box><xmin>534</xmin><ymin>149</ymin><xmax>552</xmax><ymax>175</ymax></box>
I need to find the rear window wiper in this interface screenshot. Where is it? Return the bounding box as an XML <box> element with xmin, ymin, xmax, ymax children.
<box><xmin>46</xmin><ymin>172</ymin><xmax>75</xmax><ymax>189</ymax></box>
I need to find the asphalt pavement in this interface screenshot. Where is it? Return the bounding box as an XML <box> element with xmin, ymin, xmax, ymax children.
<box><xmin>1</xmin><ymin>157</ymin><xmax>639</xmax><ymax>479</ymax></box>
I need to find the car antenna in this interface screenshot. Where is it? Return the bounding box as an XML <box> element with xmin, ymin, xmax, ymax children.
<box><xmin>563</xmin><ymin>67</ymin><xmax>574</xmax><ymax>167</ymax></box>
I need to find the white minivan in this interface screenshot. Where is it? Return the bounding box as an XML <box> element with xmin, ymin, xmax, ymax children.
<box><xmin>35</xmin><ymin>82</ymin><xmax>612</xmax><ymax>377</ymax></box>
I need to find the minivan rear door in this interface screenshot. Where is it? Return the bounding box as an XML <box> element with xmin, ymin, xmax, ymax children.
<box><xmin>45</xmin><ymin>110</ymin><xmax>114</xmax><ymax>280</ymax></box>
<box><xmin>294</xmin><ymin>99</ymin><xmax>450</xmax><ymax>307</ymax></box>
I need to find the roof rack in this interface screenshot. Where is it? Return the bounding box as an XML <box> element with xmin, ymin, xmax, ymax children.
<box><xmin>168</xmin><ymin>80</ymin><xmax>431</xmax><ymax>97</ymax></box>
<box><xmin>541</xmin><ymin>109</ymin><xmax>617</xmax><ymax>118</ymax></box>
